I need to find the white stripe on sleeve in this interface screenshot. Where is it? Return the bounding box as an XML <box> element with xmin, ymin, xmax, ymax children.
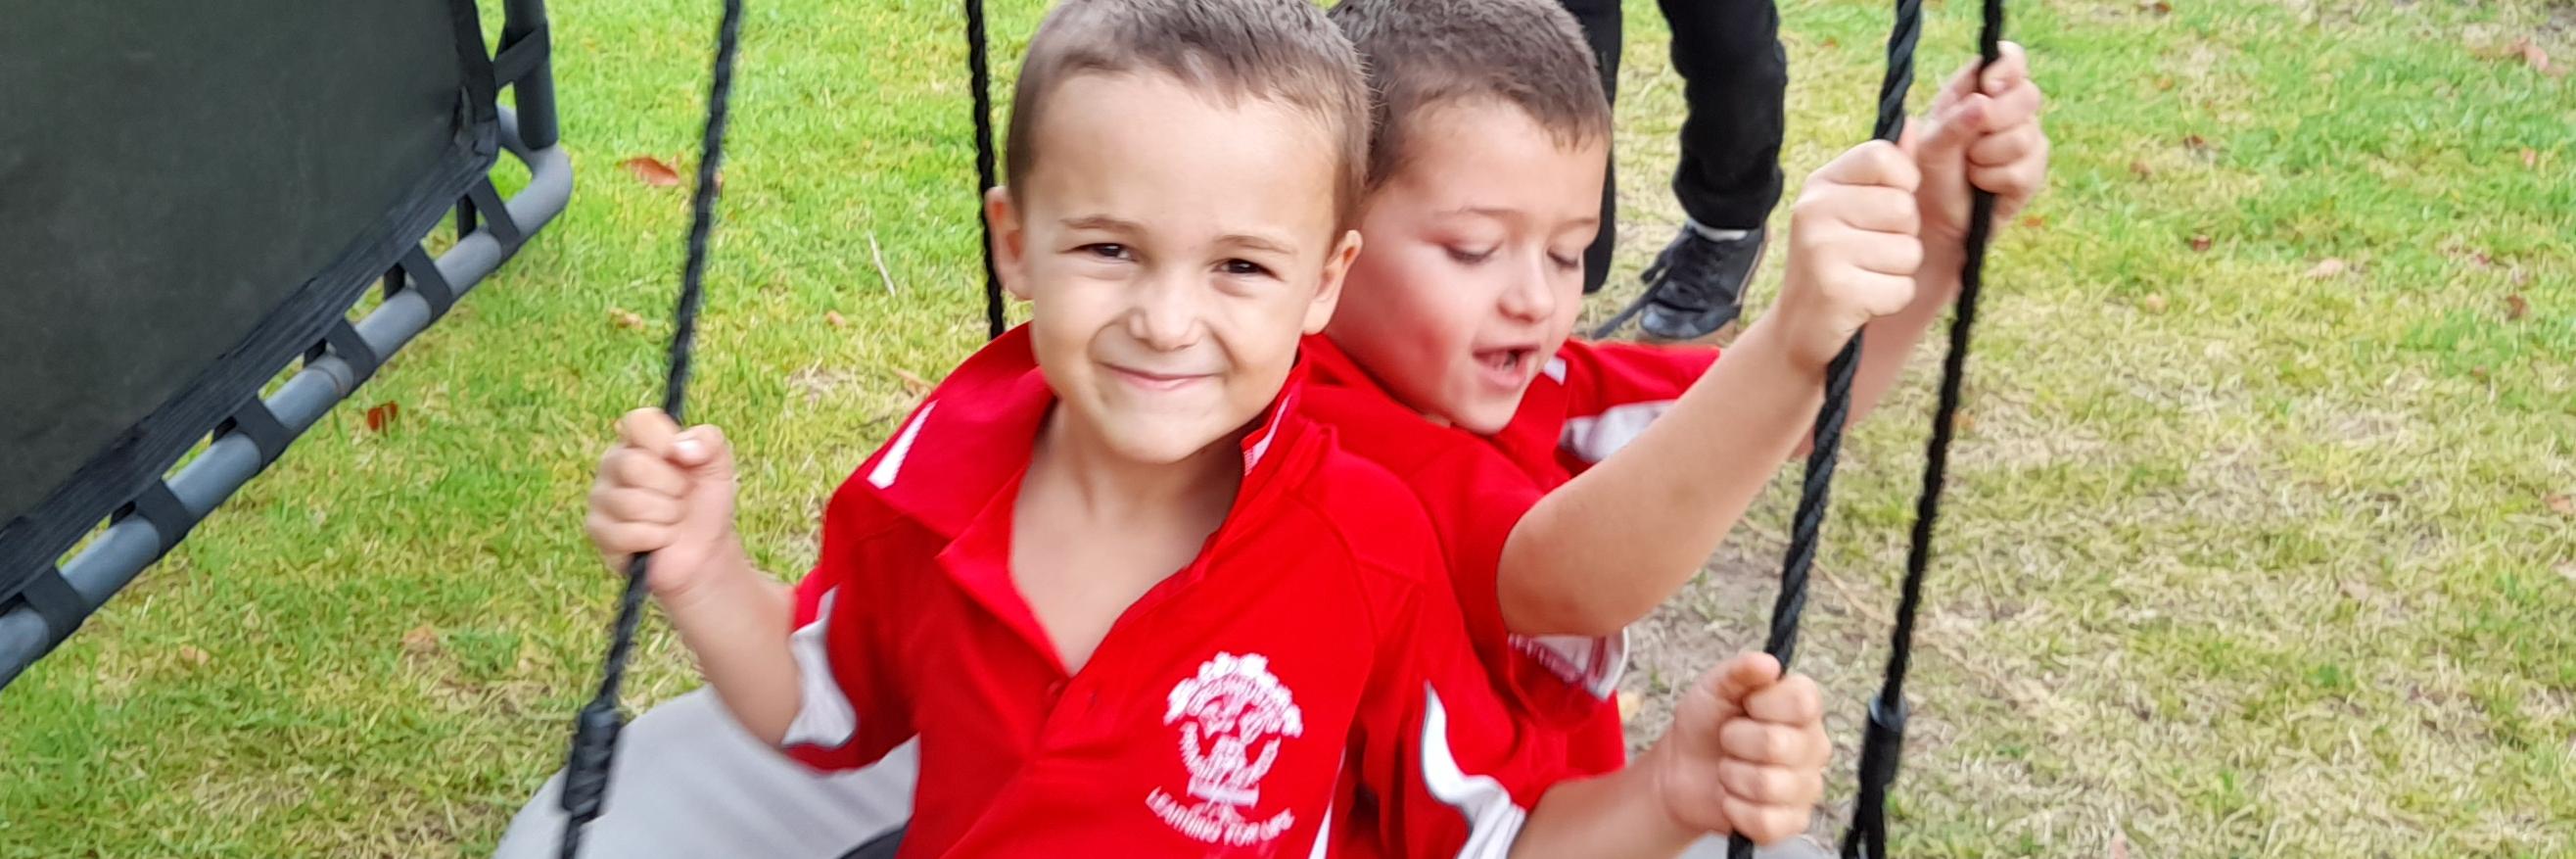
<box><xmin>1508</xmin><ymin>628</ymin><xmax>1631</xmax><ymax>700</ymax></box>
<box><xmin>1418</xmin><ymin>684</ymin><xmax>1527</xmax><ymax>859</ymax></box>
<box><xmin>1557</xmin><ymin>400</ymin><xmax>1678</xmax><ymax>465</ymax></box>
<box><xmin>781</xmin><ymin>588</ymin><xmax>861</xmax><ymax>748</ymax></box>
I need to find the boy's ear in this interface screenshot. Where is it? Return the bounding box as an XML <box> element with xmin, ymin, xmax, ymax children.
<box><xmin>1302</xmin><ymin>228</ymin><xmax>1363</xmax><ymax>334</ymax></box>
<box><xmin>984</xmin><ymin>186</ymin><xmax>1033</xmax><ymax>301</ymax></box>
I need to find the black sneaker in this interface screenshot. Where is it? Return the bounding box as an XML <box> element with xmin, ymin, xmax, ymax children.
<box><xmin>1592</xmin><ymin>224</ymin><xmax>1766</xmax><ymax>342</ymax></box>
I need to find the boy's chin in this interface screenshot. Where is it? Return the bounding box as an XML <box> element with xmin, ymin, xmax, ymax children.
<box><xmin>1431</xmin><ymin>398</ymin><xmax>1517</xmax><ymax>436</ymax></box>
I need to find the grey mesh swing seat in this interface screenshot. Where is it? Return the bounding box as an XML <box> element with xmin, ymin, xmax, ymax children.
<box><xmin>0</xmin><ymin>0</ymin><xmax>571</xmax><ymax>688</ymax></box>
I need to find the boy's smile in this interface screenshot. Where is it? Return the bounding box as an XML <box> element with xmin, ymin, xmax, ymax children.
<box><xmin>1326</xmin><ymin>100</ymin><xmax>1607</xmax><ymax>434</ymax></box>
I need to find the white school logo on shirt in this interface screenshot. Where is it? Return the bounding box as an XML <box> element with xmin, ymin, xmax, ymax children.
<box><xmin>1147</xmin><ymin>652</ymin><xmax>1305</xmax><ymax>846</ymax></box>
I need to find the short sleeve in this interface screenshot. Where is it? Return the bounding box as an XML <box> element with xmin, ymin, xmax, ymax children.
<box><xmin>1552</xmin><ymin>340</ymin><xmax>1720</xmax><ymax>471</ymax></box>
<box><xmin>1342</xmin><ymin>549</ymin><xmax>1578</xmax><ymax>859</ymax></box>
<box><xmin>1400</xmin><ymin>443</ymin><xmax>1616</xmax><ymax>729</ymax></box>
<box><xmin>777</xmin><ymin>477</ymin><xmax>916</xmax><ymax>772</ymax></box>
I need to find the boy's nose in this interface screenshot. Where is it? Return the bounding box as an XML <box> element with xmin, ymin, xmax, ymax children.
<box><xmin>1497</xmin><ymin>255</ymin><xmax>1558</xmax><ymax>322</ymax></box>
<box><xmin>1126</xmin><ymin>270</ymin><xmax>1207</xmax><ymax>351</ymax></box>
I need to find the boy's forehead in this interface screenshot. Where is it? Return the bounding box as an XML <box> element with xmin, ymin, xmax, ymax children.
<box><xmin>1021</xmin><ymin>72</ymin><xmax>1345</xmax><ymax>239</ymax></box>
<box><xmin>1370</xmin><ymin>104</ymin><xmax>1603</xmax><ymax>215</ymax></box>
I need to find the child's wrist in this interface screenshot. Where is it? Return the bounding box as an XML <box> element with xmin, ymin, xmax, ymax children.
<box><xmin>653</xmin><ymin>535</ymin><xmax>756</xmax><ymax>614</ymax></box>
<box><xmin>1737</xmin><ymin>313</ymin><xmax>1840</xmax><ymax>378</ymax></box>
<box><xmin>1639</xmin><ymin>739</ymin><xmax>1729</xmax><ymax>841</ymax></box>
<box><xmin>1907</xmin><ymin>244</ymin><xmax>1971</xmax><ymax>308</ymax></box>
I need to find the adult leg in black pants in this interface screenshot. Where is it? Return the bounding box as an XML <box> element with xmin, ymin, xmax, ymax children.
<box><xmin>1569</xmin><ymin>0</ymin><xmax>1789</xmax><ymax>343</ymax></box>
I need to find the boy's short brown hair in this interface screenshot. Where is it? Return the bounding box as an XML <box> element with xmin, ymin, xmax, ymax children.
<box><xmin>1327</xmin><ymin>0</ymin><xmax>1612</xmax><ymax>189</ymax></box>
<box><xmin>1006</xmin><ymin>0</ymin><xmax>1371</xmax><ymax>226</ymax></box>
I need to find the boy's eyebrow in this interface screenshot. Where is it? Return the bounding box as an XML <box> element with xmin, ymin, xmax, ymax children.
<box><xmin>1436</xmin><ymin>206</ymin><xmax>1601</xmax><ymax>233</ymax></box>
<box><xmin>1061</xmin><ymin>215</ymin><xmax>1297</xmax><ymax>256</ymax></box>
<box><xmin>1060</xmin><ymin>215</ymin><xmax>1146</xmax><ymax>233</ymax></box>
<box><xmin>1215</xmin><ymin>232</ymin><xmax>1297</xmax><ymax>257</ymax></box>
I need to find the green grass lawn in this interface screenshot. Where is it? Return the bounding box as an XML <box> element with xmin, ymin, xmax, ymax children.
<box><xmin>2</xmin><ymin>0</ymin><xmax>2569</xmax><ymax>855</ymax></box>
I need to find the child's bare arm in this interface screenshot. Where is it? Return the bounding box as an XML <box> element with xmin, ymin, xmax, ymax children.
<box><xmin>1499</xmin><ymin>48</ymin><xmax>2048</xmax><ymax>638</ymax></box>
<box><xmin>1500</xmin><ymin>143</ymin><xmax>1923</xmax><ymax>637</ymax></box>
<box><xmin>658</xmin><ymin>554</ymin><xmax>802</xmax><ymax>744</ymax></box>
<box><xmin>585</xmin><ymin>408</ymin><xmax>802</xmax><ymax>743</ymax></box>
<box><xmin>1509</xmin><ymin>654</ymin><xmax>1829</xmax><ymax>856</ymax></box>
<box><xmin>1508</xmin><ymin>756</ymin><xmax>1703</xmax><ymax>857</ymax></box>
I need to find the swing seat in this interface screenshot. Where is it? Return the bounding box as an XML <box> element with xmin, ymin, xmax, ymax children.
<box><xmin>0</xmin><ymin>0</ymin><xmax>570</xmax><ymax>689</ymax></box>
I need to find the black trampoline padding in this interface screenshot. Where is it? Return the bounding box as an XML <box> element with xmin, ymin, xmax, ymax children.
<box><xmin>0</xmin><ymin>1</ymin><xmax>497</xmax><ymax>597</ymax></box>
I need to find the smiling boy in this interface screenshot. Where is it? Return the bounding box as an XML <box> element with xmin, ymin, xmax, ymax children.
<box><xmin>561</xmin><ymin>0</ymin><xmax>1832</xmax><ymax>856</ymax></box>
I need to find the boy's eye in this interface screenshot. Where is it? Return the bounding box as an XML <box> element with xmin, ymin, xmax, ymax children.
<box><xmin>1548</xmin><ymin>253</ymin><xmax>1581</xmax><ymax>271</ymax></box>
<box><xmin>1080</xmin><ymin>243</ymin><xmax>1132</xmax><ymax>261</ymax></box>
<box><xmin>1220</xmin><ymin>259</ymin><xmax>1275</xmax><ymax>278</ymax></box>
<box><xmin>1445</xmin><ymin>246</ymin><xmax>1496</xmax><ymax>264</ymax></box>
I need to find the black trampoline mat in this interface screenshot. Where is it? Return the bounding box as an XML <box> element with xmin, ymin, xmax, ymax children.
<box><xmin>0</xmin><ymin>0</ymin><xmax>492</xmax><ymax>583</ymax></box>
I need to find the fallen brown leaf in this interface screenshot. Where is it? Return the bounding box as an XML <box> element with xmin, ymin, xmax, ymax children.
<box><xmin>177</xmin><ymin>645</ymin><xmax>211</xmax><ymax>667</ymax></box>
<box><xmin>2505</xmin><ymin>294</ymin><xmax>2530</xmax><ymax>320</ymax></box>
<box><xmin>2520</xmin><ymin>39</ymin><xmax>2552</xmax><ymax>73</ymax></box>
<box><xmin>2138</xmin><ymin>0</ymin><xmax>2173</xmax><ymax>14</ymax></box>
<box><xmin>2470</xmin><ymin>366</ymin><xmax>2491</xmax><ymax>382</ymax></box>
<box><xmin>2154</xmin><ymin>76</ymin><xmax>2177</xmax><ymax>91</ymax></box>
<box><xmin>1821</xmin><ymin>37</ymin><xmax>1840</xmax><ymax>49</ymax></box>
<box><xmin>2142</xmin><ymin>294</ymin><xmax>2170</xmax><ymax>313</ymax></box>
<box><xmin>2547</xmin><ymin>494</ymin><xmax>2574</xmax><ymax>517</ymax></box>
<box><xmin>2182</xmin><ymin>134</ymin><xmax>2216</xmax><ymax>159</ymax></box>
<box><xmin>824</xmin><ymin>310</ymin><xmax>850</xmax><ymax>328</ymax></box>
<box><xmin>2483</xmin><ymin>36</ymin><xmax>2531</xmax><ymax>61</ymax></box>
<box><xmin>621</xmin><ymin>156</ymin><xmax>683</xmax><ymax>187</ymax></box>
<box><xmin>2189</xmin><ymin>234</ymin><xmax>2213</xmax><ymax>253</ymax></box>
<box><xmin>2020</xmin><ymin>215</ymin><xmax>2046</xmax><ymax>229</ymax></box>
<box><xmin>402</xmin><ymin>624</ymin><xmax>442</xmax><ymax>656</ymax></box>
<box><xmin>2306</xmin><ymin>258</ymin><xmax>2347</xmax><ymax>279</ymax></box>
<box><xmin>2521</xmin><ymin>148</ymin><xmax>2540</xmax><ymax>169</ymax></box>
<box><xmin>611</xmin><ymin>309</ymin><xmax>646</xmax><ymax>331</ymax></box>
<box><xmin>364</xmin><ymin>402</ymin><xmax>400</xmax><ymax>433</ymax></box>
<box><xmin>2130</xmin><ymin>160</ymin><xmax>2155</xmax><ymax>178</ymax></box>
<box><xmin>892</xmin><ymin>368</ymin><xmax>934</xmax><ymax>395</ymax></box>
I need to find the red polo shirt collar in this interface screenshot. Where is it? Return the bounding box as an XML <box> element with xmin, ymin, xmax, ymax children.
<box><xmin>863</xmin><ymin>325</ymin><xmax>1316</xmax><ymax>672</ymax></box>
<box><xmin>1298</xmin><ymin>333</ymin><xmax>1569</xmax><ymax>483</ymax></box>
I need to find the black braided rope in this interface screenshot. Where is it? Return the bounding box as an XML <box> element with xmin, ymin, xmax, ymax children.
<box><xmin>1728</xmin><ymin>0</ymin><xmax>1924</xmax><ymax>854</ymax></box>
<box><xmin>1843</xmin><ymin>3</ymin><xmax>2004</xmax><ymax>854</ymax></box>
<box><xmin>966</xmin><ymin>0</ymin><xmax>1004</xmax><ymax>341</ymax></box>
<box><xmin>556</xmin><ymin>1</ymin><xmax>745</xmax><ymax>855</ymax></box>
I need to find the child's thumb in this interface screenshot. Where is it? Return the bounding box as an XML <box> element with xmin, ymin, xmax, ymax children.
<box><xmin>1679</xmin><ymin>653</ymin><xmax>1779</xmax><ymax>732</ymax></box>
<box><xmin>1709</xmin><ymin>651</ymin><xmax>1783</xmax><ymax>706</ymax></box>
<box><xmin>1907</xmin><ymin>95</ymin><xmax>1990</xmax><ymax>167</ymax></box>
<box><xmin>671</xmin><ymin>425</ymin><xmax>736</xmax><ymax>479</ymax></box>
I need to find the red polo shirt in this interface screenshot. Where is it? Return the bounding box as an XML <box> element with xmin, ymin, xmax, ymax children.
<box><xmin>1298</xmin><ymin>334</ymin><xmax>1719</xmax><ymax>777</ymax></box>
<box><xmin>777</xmin><ymin>328</ymin><xmax>1574</xmax><ymax>858</ymax></box>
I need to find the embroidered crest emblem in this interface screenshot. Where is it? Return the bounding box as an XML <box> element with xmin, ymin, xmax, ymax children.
<box><xmin>1147</xmin><ymin>652</ymin><xmax>1305</xmax><ymax>845</ymax></box>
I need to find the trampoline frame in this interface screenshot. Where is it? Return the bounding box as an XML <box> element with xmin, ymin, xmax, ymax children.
<box><xmin>0</xmin><ymin>0</ymin><xmax>573</xmax><ymax>689</ymax></box>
